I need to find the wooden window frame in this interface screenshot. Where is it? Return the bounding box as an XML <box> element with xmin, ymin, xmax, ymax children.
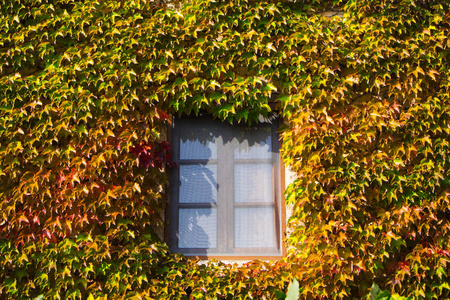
<box><xmin>166</xmin><ymin>115</ymin><xmax>286</xmax><ymax>259</ymax></box>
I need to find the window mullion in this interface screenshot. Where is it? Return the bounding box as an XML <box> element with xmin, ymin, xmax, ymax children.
<box><xmin>216</xmin><ymin>132</ymin><xmax>228</xmax><ymax>254</ymax></box>
<box><xmin>226</xmin><ymin>125</ymin><xmax>236</xmax><ymax>253</ymax></box>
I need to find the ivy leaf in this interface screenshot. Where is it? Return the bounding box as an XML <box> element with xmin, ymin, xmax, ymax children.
<box><xmin>286</xmin><ymin>278</ymin><xmax>300</xmax><ymax>300</ymax></box>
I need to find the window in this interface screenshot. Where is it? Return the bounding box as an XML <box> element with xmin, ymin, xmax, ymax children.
<box><xmin>168</xmin><ymin>115</ymin><xmax>284</xmax><ymax>258</ymax></box>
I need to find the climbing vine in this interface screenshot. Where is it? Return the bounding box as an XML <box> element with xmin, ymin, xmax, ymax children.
<box><xmin>0</xmin><ymin>0</ymin><xmax>449</xmax><ymax>298</ymax></box>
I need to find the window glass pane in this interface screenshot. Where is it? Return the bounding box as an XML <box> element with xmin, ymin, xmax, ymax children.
<box><xmin>235</xmin><ymin>207</ymin><xmax>274</xmax><ymax>248</ymax></box>
<box><xmin>180</xmin><ymin>132</ymin><xmax>217</xmax><ymax>160</ymax></box>
<box><xmin>179</xmin><ymin>208</ymin><xmax>217</xmax><ymax>248</ymax></box>
<box><xmin>235</xmin><ymin>164</ymin><xmax>273</xmax><ymax>203</ymax></box>
<box><xmin>180</xmin><ymin>164</ymin><xmax>217</xmax><ymax>203</ymax></box>
<box><xmin>234</xmin><ymin>127</ymin><xmax>272</xmax><ymax>159</ymax></box>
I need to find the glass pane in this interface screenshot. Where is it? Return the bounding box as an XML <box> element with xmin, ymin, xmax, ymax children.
<box><xmin>234</xmin><ymin>127</ymin><xmax>272</xmax><ymax>159</ymax></box>
<box><xmin>180</xmin><ymin>164</ymin><xmax>217</xmax><ymax>203</ymax></box>
<box><xmin>179</xmin><ymin>208</ymin><xmax>217</xmax><ymax>248</ymax></box>
<box><xmin>235</xmin><ymin>207</ymin><xmax>274</xmax><ymax>248</ymax></box>
<box><xmin>180</xmin><ymin>130</ymin><xmax>217</xmax><ymax>160</ymax></box>
<box><xmin>235</xmin><ymin>164</ymin><xmax>273</xmax><ymax>203</ymax></box>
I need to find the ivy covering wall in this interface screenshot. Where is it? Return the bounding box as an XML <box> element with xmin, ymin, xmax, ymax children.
<box><xmin>0</xmin><ymin>0</ymin><xmax>449</xmax><ymax>299</ymax></box>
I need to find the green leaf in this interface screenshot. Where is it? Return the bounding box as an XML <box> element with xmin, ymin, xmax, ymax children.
<box><xmin>286</xmin><ymin>278</ymin><xmax>299</xmax><ymax>300</ymax></box>
<box><xmin>370</xmin><ymin>283</ymin><xmax>393</xmax><ymax>300</ymax></box>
